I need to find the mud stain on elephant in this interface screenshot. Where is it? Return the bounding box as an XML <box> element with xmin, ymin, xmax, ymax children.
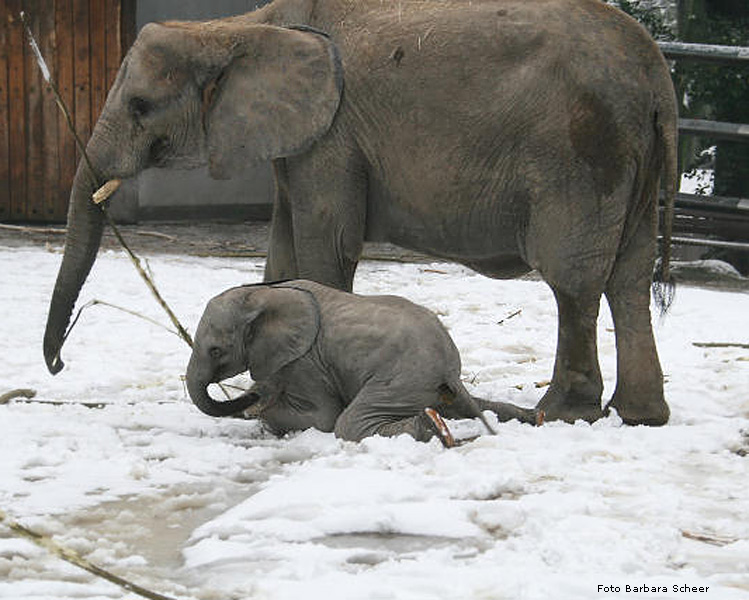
<box><xmin>569</xmin><ymin>90</ymin><xmax>628</xmax><ymax>198</ymax></box>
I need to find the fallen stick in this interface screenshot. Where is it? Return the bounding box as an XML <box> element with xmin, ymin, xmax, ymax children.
<box><xmin>0</xmin><ymin>222</ymin><xmax>178</xmax><ymax>244</ymax></box>
<box><xmin>0</xmin><ymin>509</ymin><xmax>181</xmax><ymax>600</ymax></box>
<box><xmin>0</xmin><ymin>223</ymin><xmax>66</xmax><ymax>235</ymax></box>
<box><xmin>0</xmin><ymin>389</ymin><xmax>37</xmax><ymax>405</ymax></box>
<box><xmin>134</xmin><ymin>230</ymin><xmax>179</xmax><ymax>242</ymax></box>
<box><xmin>4</xmin><ymin>399</ymin><xmax>179</xmax><ymax>409</ymax></box>
<box><xmin>497</xmin><ymin>309</ymin><xmax>522</xmax><ymax>325</ymax></box>
<box><xmin>681</xmin><ymin>529</ymin><xmax>738</xmax><ymax>547</ymax></box>
<box><xmin>421</xmin><ymin>268</ymin><xmax>449</xmax><ymax>275</ymax></box>
<box><xmin>693</xmin><ymin>342</ymin><xmax>749</xmax><ymax>349</ymax></box>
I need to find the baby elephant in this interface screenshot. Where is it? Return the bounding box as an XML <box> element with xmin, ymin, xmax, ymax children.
<box><xmin>186</xmin><ymin>280</ymin><xmax>540</xmax><ymax>444</ymax></box>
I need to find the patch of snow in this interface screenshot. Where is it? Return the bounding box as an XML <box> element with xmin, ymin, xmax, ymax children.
<box><xmin>1</xmin><ymin>247</ymin><xmax>748</xmax><ymax>599</ymax></box>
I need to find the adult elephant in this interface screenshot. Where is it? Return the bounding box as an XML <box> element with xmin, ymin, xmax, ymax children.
<box><xmin>43</xmin><ymin>0</ymin><xmax>678</xmax><ymax>426</ymax></box>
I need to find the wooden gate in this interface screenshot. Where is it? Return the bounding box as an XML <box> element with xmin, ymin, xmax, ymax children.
<box><xmin>0</xmin><ymin>0</ymin><xmax>133</xmax><ymax>223</ymax></box>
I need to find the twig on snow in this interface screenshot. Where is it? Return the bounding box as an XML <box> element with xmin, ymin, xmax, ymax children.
<box><xmin>693</xmin><ymin>342</ymin><xmax>749</xmax><ymax>349</ymax></box>
<box><xmin>681</xmin><ymin>530</ymin><xmax>738</xmax><ymax>547</ymax></box>
<box><xmin>497</xmin><ymin>309</ymin><xmax>522</xmax><ymax>325</ymax></box>
<box><xmin>0</xmin><ymin>223</ymin><xmax>65</xmax><ymax>235</ymax></box>
<box><xmin>0</xmin><ymin>389</ymin><xmax>37</xmax><ymax>405</ymax></box>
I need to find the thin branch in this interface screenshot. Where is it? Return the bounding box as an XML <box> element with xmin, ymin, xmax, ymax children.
<box><xmin>66</xmin><ymin>299</ymin><xmax>180</xmax><ymax>340</ymax></box>
<box><xmin>681</xmin><ymin>529</ymin><xmax>738</xmax><ymax>547</ymax></box>
<box><xmin>0</xmin><ymin>389</ymin><xmax>37</xmax><ymax>405</ymax></box>
<box><xmin>0</xmin><ymin>509</ymin><xmax>182</xmax><ymax>600</ymax></box>
<box><xmin>497</xmin><ymin>309</ymin><xmax>522</xmax><ymax>325</ymax></box>
<box><xmin>693</xmin><ymin>342</ymin><xmax>749</xmax><ymax>349</ymax></box>
<box><xmin>100</xmin><ymin>210</ymin><xmax>194</xmax><ymax>348</ymax></box>
<box><xmin>0</xmin><ymin>223</ymin><xmax>66</xmax><ymax>235</ymax></box>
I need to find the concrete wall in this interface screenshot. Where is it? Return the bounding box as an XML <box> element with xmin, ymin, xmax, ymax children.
<box><xmin>117</xmin><ymin>0</ymin><xmax>274</xmax><ymax>222</ymax></box>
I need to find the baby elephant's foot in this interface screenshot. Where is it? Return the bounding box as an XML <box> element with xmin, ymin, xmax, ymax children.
<box><xmin>536</xmin><ymin>386</ymin><xmax>604</xmax><ymax>424</ymax></box>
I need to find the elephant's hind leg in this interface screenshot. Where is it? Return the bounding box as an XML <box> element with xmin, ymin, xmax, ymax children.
<box><xmin>604</xmin><ymin>211</ymin><xmax>669</xmax><ymax>426</ymax></box>
<box><xmin>334</xmin><ymin>387</ymin><xmax>444</xmax><ymax>443</ymax></box>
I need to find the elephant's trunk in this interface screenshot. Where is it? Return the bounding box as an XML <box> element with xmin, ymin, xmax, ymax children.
<box><xmin>186</xmin><ymin>358</ymin><xmax>260</xmax><ymax>418</ymax></box>
<box><xmin>43</xmin><ymin>160</ymin><xmax>104</xmax><ymax>374</ymax></box>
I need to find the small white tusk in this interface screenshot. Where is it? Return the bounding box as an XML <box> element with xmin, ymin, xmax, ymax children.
<box><xmin>92</xmin><ymin>179</ymin><xmax>122</xmax><ymax>204</ymax></box>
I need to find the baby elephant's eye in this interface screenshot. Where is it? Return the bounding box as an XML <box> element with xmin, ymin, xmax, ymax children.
<box><xmin>209</xmin><ymin>347</ymin><xmax>223</xmax><ymax>360</ymax></box>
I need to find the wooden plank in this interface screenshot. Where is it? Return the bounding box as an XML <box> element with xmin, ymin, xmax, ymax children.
<box><xmin>7</xmin><ymin>2</ymin><xmax>27</xmax><ymax>221</ymax></box>
<box><xmin>24</xmin><ymin>0</ymin><xmax>45</xmax><ymax>220</ymax></box>
<box><xmin>89</xmin><ymin>0</ymin><xmax>106</xmax><ymax>124</ymax></box>
<box><xmin>0</xmin><ymin>7</ymin><xmax>11</xmax><ymax>221</ymax></box>
<box><xmin>40</xmin><ymin>0</ymin><xmax>61</xmax><ymax>221</ymax></box>
<box><xmin>73</xmin><ymin>0</ymin><xmax>91</xmax><ymax>163</ymax></box>
<box><xmin>104</xmin><ymin>0</ymin><xmax>121</xmax><ymax>90</ymax></box>
<box><xmin>56</xmin><ymin>0</ymin><xmax>76</xmax><ymax>221</ymax></box>
<box><xmin>120</xmin><ymin>0</ymin><xmax>136</xmax><ymax>54</ymax></box>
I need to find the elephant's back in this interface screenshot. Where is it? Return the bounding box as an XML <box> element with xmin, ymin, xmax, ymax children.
<box><xmin>308</xmin><ymin>283</ymin><xmax>463</xmax><ymax>394</ymax></box>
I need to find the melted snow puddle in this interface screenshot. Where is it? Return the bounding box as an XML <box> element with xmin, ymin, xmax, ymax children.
<box><xmin>316</xmin><ymin>532</ymin><xmax>492</xmax><ymax>566</ymax></box>
<box><xmin>61</xmin><ymin>480</ymin><xmax>255</xmax><ymax>570</ymax></box>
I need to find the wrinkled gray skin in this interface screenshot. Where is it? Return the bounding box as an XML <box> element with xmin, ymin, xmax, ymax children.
<box><xmin>186</xmin><ymin>280</ymin><xmax>539</xmax><ymax>441</ymax></box>
<box><xmin>44</xmin><ymin>0</ymin><xmax>678</xmax><ymax>426</ymax></box>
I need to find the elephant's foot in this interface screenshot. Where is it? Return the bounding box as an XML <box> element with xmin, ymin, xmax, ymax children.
<box><xmin>535</xmin><ymin>386</ymin><xmax>604</xmax><ymax>424</ymax></box>
<box><xmin>605</xmin><ymin>392</ymin><xmax>670</xmax><ymax>427</ymax></box>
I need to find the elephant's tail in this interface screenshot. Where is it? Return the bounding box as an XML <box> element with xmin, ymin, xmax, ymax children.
<box><xmin>652</xmin><ymin>99</ymin><xmax>678</xmax><ymax>315</ymax></box>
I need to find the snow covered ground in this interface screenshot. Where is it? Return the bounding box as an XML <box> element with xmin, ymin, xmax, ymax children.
<box><xmin>1</xmin><ymin>243</ymin><xmax>748</xmax><ymax>600</ymax></box>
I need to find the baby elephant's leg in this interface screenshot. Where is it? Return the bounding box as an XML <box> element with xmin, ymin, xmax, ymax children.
<box><xmin>334</xmin><ymin>387</ymin><xmax>444</xmax><ymax>443</ymax></box>
<box><xmin>473</xmin><ymin>397</ymin><xmax>543</xmax><ymax>426</ymax></box>
<box><xmin>434</xmin><ymin>382</ymin><xmax>542</xmax><ymax>426</ymax></box>
<box><xmin>260</xmin><ymin>389</ymin><xmax>342</xmax><ymax>436</ymax></box>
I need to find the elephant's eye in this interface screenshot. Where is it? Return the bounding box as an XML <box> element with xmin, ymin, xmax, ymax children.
<box><xmin>129</xmin><ymin>96</ymin><xmax>153</xmax><ymax>118</ymax></box>
<box><xmin>209</xmin><ymin>347</ymin><xmax>223</xmax><ymax>360</ymax></box>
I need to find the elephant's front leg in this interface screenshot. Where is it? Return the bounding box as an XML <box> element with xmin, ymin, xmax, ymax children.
<box><xmin>260</xmin><ymin>388</ymin><xmax>342</xmax><ymax>436</ymax></box>
<box><xmin>264</xmin><ymin>160</ymin><xmax>299</xmax><ymax>282</ymax></box>
<box><xmin>284</xmin><ymin>139</ymin><xmax>366</xmax><ymax>292</ymax></box>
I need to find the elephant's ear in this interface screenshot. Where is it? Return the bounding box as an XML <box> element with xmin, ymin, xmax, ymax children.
<box><xmin>242</xmin><ymin>286</ymin><xmax>320</xmax><ymax>382</ymax></box>
<box><xmin>204</xmin><ymin>25</ymin><xmax>343</xmax><ymax>179</ymax></box>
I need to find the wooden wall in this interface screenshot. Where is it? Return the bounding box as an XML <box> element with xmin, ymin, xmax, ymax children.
<box><xmin>0</xmin><ymin>0</ymin><xmax>133</xmax><ymax>223</ymax></box>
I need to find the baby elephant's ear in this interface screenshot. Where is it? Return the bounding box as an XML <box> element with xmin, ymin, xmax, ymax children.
<box><xmin>242</xmin><ymin>286</ymin><xmax>320</xmax><ymax>381</ymax></box>
<box><xmin>205</xmin><ymin>25</ymin><xmax>343</xmax><ymax>178</ymax></box>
